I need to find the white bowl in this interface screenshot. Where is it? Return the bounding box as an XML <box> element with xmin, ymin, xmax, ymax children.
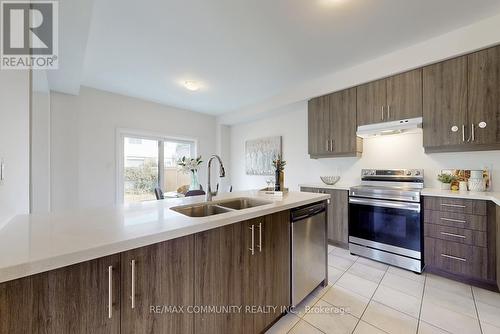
<box><xmin>320</xmin><ymin>176</ymin><xmax>340</xmax><ymax>185</ymax></box>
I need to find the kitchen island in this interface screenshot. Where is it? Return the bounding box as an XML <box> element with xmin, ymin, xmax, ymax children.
<box><xmin>0</xmin><ymin>191</ymin><xmax>329</xmax><ymax>334</ymax></box>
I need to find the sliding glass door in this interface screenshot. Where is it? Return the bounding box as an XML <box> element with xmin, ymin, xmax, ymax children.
<box><xmin>121</xmin><ymin>133</ymin><xmax>196</xmax><ymax>204</ymax></box>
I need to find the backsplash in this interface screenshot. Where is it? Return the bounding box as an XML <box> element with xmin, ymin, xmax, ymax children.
<box><xmin>229</xmin><ymin>103</ymin><xmax>500</xmax><ymax>191</ymax></box>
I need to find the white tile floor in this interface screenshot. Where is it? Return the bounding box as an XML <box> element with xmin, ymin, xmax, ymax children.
<box><xmin>266</xmin><ymin>245</ymin><xmax>500</xmax><ymax>334</ymax></box>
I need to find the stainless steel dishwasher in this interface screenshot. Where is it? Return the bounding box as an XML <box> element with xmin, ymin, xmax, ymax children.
<box><xmin>291</xmin><ymin>201</ymin><xmax>327</xmax><ymax>306</ymax></box>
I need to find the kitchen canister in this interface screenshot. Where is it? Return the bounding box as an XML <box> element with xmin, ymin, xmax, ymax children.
<box><xmin>470</xmin><ymin>170</ymin><xmax>483</xmax><ymax>179</ymax></box>
<box><xmin>468</xmin><ymin>177</ymin><xmax>486</xmax><ymax>192</ymax></box>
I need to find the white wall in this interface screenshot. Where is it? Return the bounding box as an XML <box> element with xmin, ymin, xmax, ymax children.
<box><xmin>0</xmin><ymin>70</ymin><xmax>30</xmax><ymax>225</ymax></box>
<box><xmin>50</xmin><ymin>86</ymin><xmax>217</xmax><ymax>211</ymax></box>
<box><xmin>229</xmin><ymin>102</ymin><xmax>500</xmax><ymax>191</ymax></box>
<box><xmin>31</xmin><ymin>70</ymin><xmax>51</xmax><ymax>213</ymax></box>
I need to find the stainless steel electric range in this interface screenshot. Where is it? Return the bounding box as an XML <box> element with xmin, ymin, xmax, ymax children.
<box><xmin>348</xmin><ymin>169</ymin><xmax>424</xmax><ymax>273</ymax></box>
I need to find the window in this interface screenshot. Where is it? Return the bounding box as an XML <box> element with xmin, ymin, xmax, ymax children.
<box><xmin>119</xmin><ymin>132</ymin><xmax>196</xmax><ymax>204</ymax></box>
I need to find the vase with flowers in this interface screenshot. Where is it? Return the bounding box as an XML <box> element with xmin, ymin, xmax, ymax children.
<box><xmin>178</xmin><ymin>156</ymin><xmax>203</xmax><ymax>190</ymax></box>
<box><xmin>272</xmin><ymin>155</ymin><xmax>287</xmax><ymax>191</ymax></box>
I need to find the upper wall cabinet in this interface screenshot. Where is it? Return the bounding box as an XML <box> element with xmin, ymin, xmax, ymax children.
<box><xmin>308</xmin><ymin>88</ymin><xmax>362</xmax><ymax>158</ymax></box>
<box><xmin>423</xmin><ymin>45</ymin><xmax>500</xmax><ymax>152</ymax></box>
<box><xmin>357</xmin><ymin>69</ymin><xmax>423</xmax><ymax>126</ymax></box>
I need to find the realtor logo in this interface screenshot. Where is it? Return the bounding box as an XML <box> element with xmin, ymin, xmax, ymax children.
<box><xmin>1</xmin><ymin>1</ymin><xmax>58</xmax><ymax>69</ymax></box>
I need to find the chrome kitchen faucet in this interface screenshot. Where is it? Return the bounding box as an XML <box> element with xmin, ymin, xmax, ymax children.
<box><xmin>206</xmin><ymin>155</ymin><xmax>226</xmax><ymax>201</ymax></box>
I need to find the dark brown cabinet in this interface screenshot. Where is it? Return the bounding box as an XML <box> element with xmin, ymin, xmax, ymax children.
<box><xmin>308</xmin><ymin>88</ymin><xmax>362</xmax><ymax>158</ymax></box>
<box><xmin>423</xmin><ymin>56</ymin><xmax>468</xmax><ymax>149</ymax></box>
<box><xmin>423</xmin><ymin>196</ymin><xmax>497</xmax><ymax>290</ymax></box>
<box><xmin>0</xmin><ymin>255</ymin><xmax>121</xmax><ymax>334</ymax></box>
<box><xmin>357</xmin><ymin>69</ymin><xmax>422</xmax><ymax>126</ymax></box>
<box><xmin>300</xmin><ymin>187</ymin><xmax>349</xmax><ymax>247</ymax></box>
<box><xmin>194</xmin><ymin>211</ymin><xmax>290</xmax><ymax>334</ymax></box>
<box><xmin>424</xmin><ymin>45</ymin><xmax>500</xmax><ymax>152</ymax></box>
<box><xmin>121</xmin><ymin>236</ymin><xmax>194</xmax><ymax>334</ymax></box>
<box><xmin>468</xmin><ymin>46</ymin><xmax>500</xmax><ymax>147</ymax></box>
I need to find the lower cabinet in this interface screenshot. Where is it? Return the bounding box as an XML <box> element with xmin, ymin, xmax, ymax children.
<box><xmin>0</xmin><ymin>254</ymin><xmax>121</xmax><ymax>334</ymax></box>
<box><xmin>423</xmin><ymin>196</ymin><xmax>497</xmax><ymax>289</ymax></box>
<box><xmin>121</xmin><ymin>236</ymin><xmax>194</xmax><ymax>334</ymax></box>
<box><xmin>301</xmin><ymin>187</ymin><xmax>349</xmax><ymax>247</ymax></box>
<box><xmin>0</xmin><ymin>211</ymin><xmax>292</xmax><ymax>334</ymax></box>
<box><xmin>195</xmin><ymin>211</ymin><xmax>290</xmax><ymax>334</ymax></box>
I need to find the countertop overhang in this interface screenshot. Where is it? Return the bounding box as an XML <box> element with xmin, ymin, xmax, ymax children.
<box><xmin>0</xmin><ymin>191</ymin><xmax>329</xmax><ymax>284</ymax></box>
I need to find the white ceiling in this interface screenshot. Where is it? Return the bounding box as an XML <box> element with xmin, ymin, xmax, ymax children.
<box><xmin>51</xmin><ymin>0</ymin><xmax>500</xmax><ymax>115</ymax></box>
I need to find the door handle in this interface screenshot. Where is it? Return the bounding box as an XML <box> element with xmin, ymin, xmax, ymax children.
<box><xmin>461</xmin><ymin>125</ymin><xmax>466</xmax><ymax>142</ymax></box>
<box><xmin>108</xmin><ymin>265</ymin><xmax>113</xmax><ymax>319</ymax></box>
<box><xmin>387</xmin><ymin>105</ymin><xmax>391</xmax><ymax>120</ymax></box>
<box><xmin>131</xmin><ymin>260</ymin><xmax>136</xmax><ymax>309</ymax></box>
<box><xmin>471</xmin><ymin>123</ymin><xmax>475</xmax><ymax>142</ymax></box>
<box><xmin>258</xmin><ymin>222</ymin><xmax>263</xmax><ymax>252</ymax></box>
<box><xmin>381</xmin><ymin>105</ymin><xmax>385</xmax><ymax>120</ymax></box>
<box><xmin>325</xmin><ymin>139</ymin><xmax>329</xmax><ymax>152</ymax></box>
<box><xmin>249</xmin><ymin>225</ymin><xmax>255</xmax><ymax>255</ymax></box>
<box><xmin>330</xmin><ymin>140</ymin><xmax>334</xmax><ymax>152</ymax></box>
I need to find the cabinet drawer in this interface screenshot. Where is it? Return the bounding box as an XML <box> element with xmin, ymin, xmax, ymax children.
<box><xmin>424</xmin><ymin>237</ymin><xmax>487</xmax><ymax>279</ymax></box>
<box><xmin>423</xmin><ymin>197</ymin><xmax>487</xmax><ymax>215</ymax></box>
<box><xmin>424</xmin><ymin>223</ymin><xmax>487</xmax><ymax>247</ymax></box>
<box><xmin>423</xmin><ymin>210</ymin><xmax>487</xmax><ymax>231</ymax></box>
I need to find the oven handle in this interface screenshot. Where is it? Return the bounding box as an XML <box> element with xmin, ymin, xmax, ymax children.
<box><xmin>349</xmin><ymin>197</ymin><xmax>421</xmax><ymax>212</ymax></box>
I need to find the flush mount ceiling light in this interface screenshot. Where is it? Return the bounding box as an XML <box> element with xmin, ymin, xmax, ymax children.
<box><xmin>318</xmin><ymin>0</ymin><xmax>348</xmax><ymax>6</ymax></box>
<box><xmin>183</xmin><ymin>80</ymin><xmax>200</xmax><ymax>92</ymax></box>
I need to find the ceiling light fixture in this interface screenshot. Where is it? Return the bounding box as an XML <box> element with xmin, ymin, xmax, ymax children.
<box><xmin>183</xmin><ymin>80</ymin><xmax>200</xmax><ymax>92</ymax></box>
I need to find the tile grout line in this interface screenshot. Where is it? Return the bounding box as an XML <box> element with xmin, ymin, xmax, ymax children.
<box><xmin>350</xmin><ymin>258</ymin><xmax>390</xmax><ymax>334</ymax></box>
<box><xmin>415</xmin><ymin>271</ymin><xmax>427</xmax><ymax>333</ymax></box>
<box><xmin>471</xmin><ymin>287</ymin><xmax>484</xmax><ymax>334</ymax></box>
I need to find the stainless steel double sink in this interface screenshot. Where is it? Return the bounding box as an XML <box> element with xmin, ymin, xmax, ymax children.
<box><xmin>171</xmin><ymin>197</ymin><xmax>272</xmax><ymax>217</ymax></box>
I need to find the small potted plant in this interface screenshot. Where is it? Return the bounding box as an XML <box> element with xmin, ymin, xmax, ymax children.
<box><xmin>178</xmin><ymin>156</ymin><xmax>203</xmax><ymax>190</ymax></box>
<box><xmin>272</xmin><ymin>155</ymin><xmax>286</xmax><ymax>191</ymax></box>
<box><xmin>437</xmin><ymin>173</ymin><xmax>456</xmax><ymax>190</ymax></box>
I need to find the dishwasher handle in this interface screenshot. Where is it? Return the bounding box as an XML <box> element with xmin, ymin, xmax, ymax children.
<box><xmin>291</xmin><ymin>202</ymin><xmax>326</xmax><ymax>222</ymax></box>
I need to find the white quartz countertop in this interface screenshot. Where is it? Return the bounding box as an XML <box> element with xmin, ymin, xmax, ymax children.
<box><xmin>299</xmin><ymin>183</ymin><xmax>352</xmax><ymax>191</ymax></box>
<box><xmin>421</xmin><ymin>188</ymin><xmax>500</xmax><ymax>206</ymax></box>
<box><xmin>0</xmin><ymin>191</ymin><xmax>329</xmax><ymax>284</ymax></box>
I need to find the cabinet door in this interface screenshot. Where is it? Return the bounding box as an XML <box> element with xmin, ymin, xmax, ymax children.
<box><xmin>121</xmin><ymin>236</ymin><xmax>194</xmax><ymax>334</ymax></box>
<box><xmin>0</xmin><ymin>275</ymin><xmax>45</xmax><ymax>334</ymax></box>
<box><xmin>43</xmin><ymin>255</ymin><xmax>121</xmax><ymax>334</ymax></box>
<box><xmin>356</xmin><ymin>79</ymin><xmax>386</xmax><ymax>125</ymax></box>
<box><xmin>423</xmin><ymin>56</ymin><xmax>468</xmax><ymax>149</ymax></box>
<box><xmin>308</xmin><ymin>95</ymin><xmax>330</xmax><ymax>156</ymax></box>
<box><xmin>327</xmin><ymin>190</ymin><xmax>349</xmax><ymax>247</ymax></box>
<box><xmin>253</xmin><ymin>211</ymin><xmax>290</xmax><ymax>333</ymax></box>
<box><xmin>386</xmin><ymin>69</ymin><xmax>423</xmax><ymax>121</ymax></box>
<box><xmin>330</xmin><ymin>88</ymin><xmax>359</xmax><ymax>155</ymax></box>
<box><xmin>468</xmin><ymin>46</ymin><xmax>500</xmax><ymax>146</ymax></box>
<box><xmin>194</xmin><ymin>221</ymin><xmax>254</xmax><ymax>334</ymax></box>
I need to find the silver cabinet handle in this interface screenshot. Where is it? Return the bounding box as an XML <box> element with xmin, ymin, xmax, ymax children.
<box><xmin>258</xmin><ymin>222</ymin><xmax>263</xmax><ymax>252</ymax></box>
<box><xmin>387</xmin><ymin>105</ymin><xmax>391</xmax><ymax>120</ymax></box>
<box><xmin>108</xmin><ymin>265</ymin><xmax>113</xmax><ymax>319</ymax></box>
<box><xmin>381</xmin><ymin>105</ymin><xmax>385</xmax><ymax>120</ymax></box>
<box><xmin>440</xmin><ymin>232</ymin><xmax>466</xmax><ymax>239</ymax></box>
<box><xmin>462</xmin><ymin>124</ymin><xmax>465</xmax><ymax>142</ymax></box>
<box><xmin>440</xmin><ymin>217</ymin><xmax>466</xmax><ymax>224</ymax></box>
<box><xmin>441</xmin><ymin>254</ymin><xmax>466</xmax><ymax>262</ymax></box>
<box><xmin>440</xmin><ymin>203</ymin><xmax>466</xmax><ymax>208</ymax></box>
<box><xmin>471</xmin><ymin>123</ymin><xmax>475</xmax><ymax>142</ymax></box>
<box><xmin>131</xmin><ymin>260</ymin><xmax>136</xmax><ymax>309</ymax></box>
<box><xmin>249</xmin><ymin>225</ymin><xmax>255</xmax><ymax>255</ymax></box>
<box><xmin>325</xmin><ymin>140</ymin><xmax>329</xmax><ymax>152</ymax></box>
<box><xmin>330</xmin><ymin>140</ymin><xmax>334</xmax><ymax>152</ymax></box>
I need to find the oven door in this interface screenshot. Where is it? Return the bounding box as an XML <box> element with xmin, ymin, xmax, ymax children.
<box><xmin>348</xmin><ymin>197</ymin><xmax>421</xmax><ymax>258</ymax></box>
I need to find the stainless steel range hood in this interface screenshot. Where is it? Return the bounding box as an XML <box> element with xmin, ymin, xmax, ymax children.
<box><xmin>356</xmin><ymin>117</ymin><xmax>423</xmax><ymax>138</ymax></box>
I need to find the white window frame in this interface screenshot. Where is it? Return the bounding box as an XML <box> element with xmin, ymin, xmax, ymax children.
<box><xmin>116</xmin><ymin>128</ymin><xmax>198</xmax><ymax>205</ymax></box>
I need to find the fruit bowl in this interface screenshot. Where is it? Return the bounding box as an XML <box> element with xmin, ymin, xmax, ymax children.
<box><xmin>320</xmin><ymin>176</ymin><xmax>340</xmax><ymax>185</ymax></box>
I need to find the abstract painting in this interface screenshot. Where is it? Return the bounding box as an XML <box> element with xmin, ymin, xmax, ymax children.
<box><xmin>245</xmin><ymin>136</ymin><xmax>282</xmax><ymax>175</ymax></box>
